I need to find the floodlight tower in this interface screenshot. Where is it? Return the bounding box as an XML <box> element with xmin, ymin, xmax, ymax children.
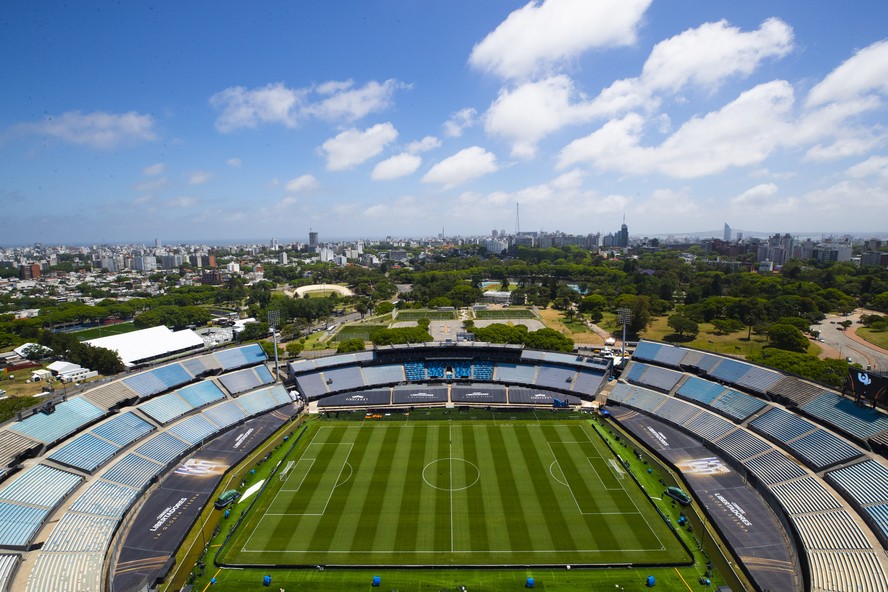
<box><xmin>267</xmin><ymin>310</ymin><xmax>281</xmax><ymax>381</ymax></box>
<box><xmin>617</xmin><ymin>307</ymin><xmax>632</xmax><ymax>360</ymax></box>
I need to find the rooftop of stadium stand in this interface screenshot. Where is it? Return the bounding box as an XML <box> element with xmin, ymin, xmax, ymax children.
<box><xmin>85</xmin><ymin>325</ymin><xmax>205</xmax><ymax>367</ymax></box>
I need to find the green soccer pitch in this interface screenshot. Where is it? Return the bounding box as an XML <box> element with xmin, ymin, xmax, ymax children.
<box><xmin>218</xmin><ymin>421</ymin><xmax>690</xmax><ymax>567</ymax></box>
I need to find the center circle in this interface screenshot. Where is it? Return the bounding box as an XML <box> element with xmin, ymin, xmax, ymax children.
<box><xmin>421</xmin><ymin>458</ymin><xmax>480</xmax><ymax>492</ymax></box>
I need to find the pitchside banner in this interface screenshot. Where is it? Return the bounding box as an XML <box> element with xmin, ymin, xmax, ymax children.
<box><xmin>847</xmin><ymin>369</ymin><xmax>888</xmax><ymax>404</ymax></box>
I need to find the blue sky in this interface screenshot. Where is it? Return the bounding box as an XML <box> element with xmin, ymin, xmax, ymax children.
<box><xmin>2</xmin><ymin>0</ymin><xmax>888</xmax><ymax>246</ymax></box>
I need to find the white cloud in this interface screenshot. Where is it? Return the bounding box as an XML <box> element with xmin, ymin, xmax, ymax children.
<box><xmin>134</xmin><ymin>177</ymin><xmax>169</xmax><ymax>192</ymax></box>
<box><xmin>591</xmin><ymin>18</ymin><xmax>793</xmax><ymax>117</ymax></box>
<box><xmin>447</xmin><ymin>170</ymin><xmax>631</xmax><ymax>227</ymax></box>
<box><xmin>804</xmin><ymin>134</ymin><xmax>885</xmax><ymax>162</ymax></box>
<box><xmin>305</xmin><ymin>79</ymin><xmax>407</xmax><ymax>121</ymax></box>
<box><xmin>164</xmin><ymin>196</ymin><xmax>199</xmax><ymax>209</ymax></box>
<box><xmin>320</xmin><ymin>123</ymin><xmax>399</xmax><ymax>171</ymax></box>
<box><xmin>285</xmin><ymin>174</ymin><xmax>319</xmax><ymax>193</ymax></box>
<box><xmin>210</xmin><ymin>79</ymin><xmax>407</xmax><ymax>132</ymax></box>
<box><xmin>559</xmin><ymin>81</ymin><xmax>794</xmax><ymax>178</ymax></box>
<box><xmin>143</xmin><ymin>162</ymin><xmax>165</xmax><ymax>176</ymax></box>
<box><xmin>19</xmin><ymin>110</ymin><xmax>156</xmax><ymax>149</ymax></box>
<box><xmin>407</xmin><ymin>136</ymin><xmax>441</xmax><ymax>153</ymax></box>
<box><xmin>731</xmin><ymin>183</ymin><xmax>778</xmax><ymax>206</ymax></box>
<box><xmin>847</xmin><ymin>155</ymin><xmax>888</xmax><ymax>178</ymax></box>
<box><xmin>469</xmin><ymin>0</ymin><xmax>651</xmax><ymax>79</ymax></box>
<box><xmin>485</xmin><ymin>75</ymin><xmax>600</xmax><ymax>158</ymax></box>
<box><xmin>807</xmin><ymin>39</ymin><xmax>888</xmax><ymax>107</ymax></box>
<box><xmin>443</xmin><ymin>108</ymin><xmax>477</xmax><ymax>137</ymax></box>
<box><xmin>189</xmin><ymin>171</ymin><xmax>211</xmax><ymax>185</ymax></box>
<box><xmin>371</xmin><ymin>153</ymin><xmax>422</xmax><ymax>180</ymax></box>
<box><xmin>210</xmin><ymin>82</ymin><xmax>304</xmax><ymax>132</ymax></box>
<box><xmin>226</xmin><ymin>157</ymin><xmax>241</xmax><ymax>167</ymax></box>
<box><xmin>636</xmin><ymin>188</ymin><xmax>699</xmax><ymax>217</ymax></box>
<box><xmin>422</xmin><ymin>146</ymin><xmax>499</xmax><ymax>188</ymax></box>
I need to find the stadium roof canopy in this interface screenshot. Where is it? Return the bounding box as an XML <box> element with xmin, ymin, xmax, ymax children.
<box><xmin>85</xmin><ymin>326</ymin><xmax>204</xmax><ymax>368</ymax></box>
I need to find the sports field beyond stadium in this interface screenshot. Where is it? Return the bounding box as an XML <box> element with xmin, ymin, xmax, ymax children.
<box><xmin>219</xmin><ymin>421</ymin><xmax>689</xmax><ymax>566</ymax></box>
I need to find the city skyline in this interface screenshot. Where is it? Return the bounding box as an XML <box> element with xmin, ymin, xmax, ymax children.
<box><xmin>2</xmin><ymin>0</ymin><xmax>888</xmax><ymax>245</ymax></box>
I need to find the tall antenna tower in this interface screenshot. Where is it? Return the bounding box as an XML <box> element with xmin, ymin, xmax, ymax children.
<box><xmin>515</xmin><ymin>202</ymin><xmax>520</xmax><ymax>236</ymax></box>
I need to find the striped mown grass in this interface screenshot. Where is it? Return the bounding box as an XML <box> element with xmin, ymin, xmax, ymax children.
<box><xmin>220</xmin><ymin>420</ymin><xmax>689</xmax><ymax>566</ymax></box>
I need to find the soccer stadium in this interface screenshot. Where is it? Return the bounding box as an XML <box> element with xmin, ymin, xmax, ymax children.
<box><xmin>0</xmin><ymin>338</ymin><xmax>886</xmax><ymax>591</ymax></box>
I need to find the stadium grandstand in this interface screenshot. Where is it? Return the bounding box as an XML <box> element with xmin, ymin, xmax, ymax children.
<box><xmin>288</xmin><ymin>342</ymin><xmax>612</xmax><ymax>409</ymax></box>
<box><xmin>0</xmin><ymin>341</ymin><xmax>299</xmax><ymax>592</ymax></box>
<box><xmin>605</xmin><ymin>339</ymin><xmax>888</xmax><ymax>592</ymax></box>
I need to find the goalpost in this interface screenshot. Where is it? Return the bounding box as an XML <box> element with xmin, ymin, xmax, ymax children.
<box><xmin>279</xmin><ymin>460</ymin><xmax>295</xmax><ymax>481</ymax></box>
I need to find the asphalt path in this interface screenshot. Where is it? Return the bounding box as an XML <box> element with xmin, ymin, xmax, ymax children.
<box><xmin>812</xmin><ymin>309</ymin><xmax>888</xmax><ymax>372</ymax></box>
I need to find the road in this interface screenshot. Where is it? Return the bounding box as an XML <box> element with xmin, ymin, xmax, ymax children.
<box><xmin>813</xmin><ymin>310</ymin><xmax>888</xmax><ymax>372</ymax></box>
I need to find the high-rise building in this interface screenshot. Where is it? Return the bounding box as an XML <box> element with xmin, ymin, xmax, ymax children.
<box><xmin>723</xmin><ymin>223</ymin><xmax>732</xmax><ymax>242</ymax></box>
<box><xmin>18</xmin><ymin>263</ymin><xmax>41</xmax><ymax>280</ymax></box>
<box><xmin>309</xmin><ymin>231</ymin><xmax>319</xmax><ymax>248</ymax></box>
<box><xmin>270</xmin><ymin>238</ymin><xmax>279</xmax><ymax>250</ymax></box>
<box><xmin>279</xmin><ymin>252</ymin><xmax>288</xmax><ymax>265</ymax></box>
<box><xmin>616</xmin><ymin>222</ymin><xmax>629</xmax><ymax>248</ymax></box>
<box><xmin>155</xmin><ymin>238</ymin><xmax>162</xmax><ymax>249</ymax></box>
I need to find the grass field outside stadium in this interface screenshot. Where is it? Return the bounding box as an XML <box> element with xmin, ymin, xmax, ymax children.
<box><xmin>218</xmin><ymin>420</ymin><xmax>690</xmax><ymax>567</ymax></box>
<box><xmin>396</xmin><ymin>310</ymin><xmax>458</xmax><ymax>321</ymax></box>
<box><xmin>474</xmin><ymin>309</ymin><xmax>537</xmax><ymax>320</ymax></box>
<box><xmin>332</xmin><ymin>324</ymin><xmax>387</xmax><ymax>342</ymax></box>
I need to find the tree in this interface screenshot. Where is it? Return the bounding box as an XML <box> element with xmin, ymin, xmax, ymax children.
<box><xmin>710</xmin><ymin>318</ymin><xmax>743</xmax><ymax>335</ymax></box>
<box><xmin>375</xmin><ymin>301</ymin><xmax>395</xmax><ymax>315</ymax></box>
<box><xmin>767</xmin><ymin>323</ymin><xmax>809</xmax><ymax>353</ymax></box>
<box><xmin>667</xmin><ymin>314</ymin><xmax>699</xmax><ymax>338</ymax></box>
<box><xmin>285</xmin><ymin>340</ymin><xmax>304</xmax><ymax>358</ymax></box>
<box><xmin>237</xmin><ymin>321</ymin><xmax>269</xmax><ymax>342</ymax></box>
<box><xmin>336</xmin><ymin>338</ymin><xmax>366</xmax><ymax>353</ymax></box>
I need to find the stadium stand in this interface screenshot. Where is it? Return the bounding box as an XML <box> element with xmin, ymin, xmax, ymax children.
<box><xmin>864</xmin><ymin>504</ymin><xmax>888</xmax><ymax>545</ymax></box>
<box><xmin>8</xmin><ymin>397</ymin><xmax>105</xmax><ymax>446</ymax></box>
<box><xmin>235</xmin><ymin>384</ymin><xmax>291</xmax><ymax>416</ymax></box>
<box><xmin>177</xmin><ymin>381</ymin><xmax>225</xmax><ymax>408</ymax></box>
<box><xmin>213</xmin><ymin>343</ymin><xmax>267</xmax><ymax>371</ymax></box>
<box><xmin>473</xmin><ymin>361</ymin><xmax>494</xmax><ymax>380</ymax></box>
<box><xmin>788</xmin><ymin>429</ymin><xmax>862</xmax><ymax>471</ymax></box>
<box><xmin>362</xmin><ymin>364</ymin><xmax>405</xmax><ymax>386</ymax></box>
<box><xmin>654</xmin><ymin>397</ymin><xmax>700</xmax><ymax>426</ymax></box>
<box><xmin>629</xmin><ymin>363</ymin><xmax>683</xmax><ymax>393</ymax></box>
<box><xmin>0</xmin><ymin>465</ymin><xmax>83</xmax><ymax>549</ymax></box>
<box><xmin>0</xmin><ymin>554</ymin><xmax>19</xmax><ymax>592</ymax></box>
<box><xmin>293</xmin><ymin>370</ymin><xmax>329</xmax><ymax>399</ymax></box>
<box><xmin>708</xmin><ymin>358</ymin><xmax>752</xmax><ymax>384</ymax></box>
<box><xmin>122</xmin><ymin>363</ymin><xmax>193</xmax><ymax>398</ymax></box>
<box><xmin>202</xmin><ymin>401</ymin><xmax>247</xmax><ymax>429</ymax></box>
<box><xmin>138</xmin><ymin>392</ymin><xmax>194</xmax><ymax>424</ymax></box>
<box><xmin>255</xmin><ymin>364</ymin><xmax>275</xmax><ymax>383</ymax></box>
<box><xmin>495</xmin><ymin>363</ymin><xmax>538</xmax><ymax>384</ymax></box>
<box><xmin>734</xmin><ymin>365</ymin><xmax>782</xmax><ymax>395</ymax></box>
<box><xmin>792</xmin><ymin>510</ymin><xmax>871</xmax><ymax>550</ymax></box>
<box><xmin>452</xmin><ymin>361</ymin><xmax>472</xmax><ymax>379</ymax></box>
<box><xmin>806</xmin><ymin>550</ymin><xmax>888</xmax><ymax>592</ymax></box>
<box><xmin>630</xmin><ymin>340</ymin><xmax>664</xmax><ymax>362</ymax></box>
<box><xmin>708</xmin><ymin>389</ymin><xmax>768</xmax><ymax>422</ymax></box>
<box><xmin>571</xmin><ymin>369</ymin><xmax>607</xmax><ymax>395</ymax></box>
<box><xmin>534</xmin><ymin>364</ymin><xmax>577</xmax><ymax>390</ymax></box>
<box><xmin>622</xmin><ymin>362</ymin><xmax>648</xmax><ymax>384</ymax></box>
<box><xmin>799</xmin><ymin>392</ymin><xmax>888</xmax><ymax>441</ymax></box>
<box><xmin>676</xmin><ymin>376</ymin><xmax>725</xmax><ymax>405</ymax></box>
<box><xmin>100</xmin><ymin>453</ymin><xmax>164</xmax><ymax>489</ymax></box>
<box><xmin>742</xmin><ymin>449</ymin><xmax>807</xmax><ymax>485</ymax></box>
<box><xmin>767</xmin><ymin>376</ymin><xmax>831</xmax><ymax>407</ymax></box>
<box><xmin>320</xmin><ymin>366</ymin><xmax>366</xmax><ymax>392</ymax></box>
<box><xmin>749</xmin><ymin>407</ymin><xmax>816</xmax><ymax>443</ymax></box>
<box><xmin>89</xmin><ymin>412</ymin><xmax>154</xmax><ymax>448</ymax></box>
<box><xmin>0</xmin><ymin>431</ymin><xmax>40</xmax><ymax>469</ymax></box>
<box><xmin>133</xmin><ymin>432</ymin><xmax>191</xmax><ymax>465</ymax></box>
<box><xmin>180</xmin><ymin>355</ymin><xmax>215</xmax><ymax>377</ymax></box>
<box><xmin>69</xmin><ymin>480</ymin><xmax>140</xmax><ymax>518</ymax></box>
<box><xmin>47</xmin><ymin>433</ymin><xmax>119</xmax><ymax>473</ymax></box>
<box><xmin>168</xmin><ymin>415</ymin><xmax>219</xmax><ymax>445</ymax></box>
<box><xmin>712</xmin><ymin>428</ymin><xmax>773</xmax><ymax>461</ymax></box>
<box><xmin>404</xmin><ymin>361</ymin><xmax>425</xmax><ymax>381</ymax></box>
<box><xmin>770</xmin><ymin>476</ymin><xmax>842</xmax><ymax>515</ymax></box>
<box><xmin>826</xmin><ymin>460</ymin><xmax>888</xmax><ymax>506</ymax></box>
<box><xmin>218</xmin><ymin>366</ymin><xmax>275</xmax><ymax>396</ymax></box>
<box><xmin>42</xmin><ymin>513</ymin><xmax>117</xmax><ymax>553</ymax></box>
<box><xmin>680</xmin><ymin>350</ymin><xmax>722</xmax><ymax>373</ymax></box>
<box><xmin>426</xmin><ymin>361</ymin><xmax>446</xmax><ymax>379</ymax></box>
<box><xmin>25</xmin><ymin>550</ymin><xmax>103</xmax><ymax>592</ymax></box>
<box><xmin>683</xmin><ymin>413</ymin><xmax>735</xmax><ymax>441</ymax></box>
<box><xmin>82</xmin><ymin>381</ymin><xmax>139</xmax><ymax>410</ymax></box>
<box><xmin>608</xmin><ymin>383</ymin><xmax>666</xmax><ymax>413</ymax></box>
